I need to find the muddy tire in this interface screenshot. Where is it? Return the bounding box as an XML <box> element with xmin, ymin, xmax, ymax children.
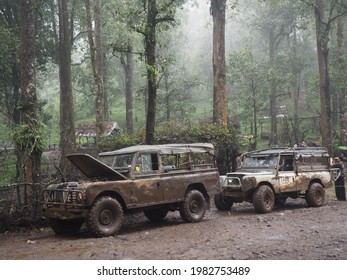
<box><xmin>179</xmin><ymin>190</ymin><xmax>206</xmax><ymax>223</ymax></box>
<box><xmin>49</xmin><ymin>218</ymin><xmax>84</xmax><ymax>235</ymax></box>
<box><xmin>214</xmin><ymin>193</ymin><xmax>233</xmax><ymax>211</ymax></box>
<box><xmin>86</xmin><ymin>196</ymin><xmax>123</xmax><ymax>237</ymax></box>
<box><xmin>305</xmin><ymin>182</ymin><xmax>325</xmax><ymax>207</ymax></box>
<box><xmin>252</xmin><ymin>185</ymin><xmax>275</xmax><ymax>213</ymax></box>
<box><xmin>144</xmin><ymin>208</ymin><xmax>169</xmax><ymax>222</ymax></box>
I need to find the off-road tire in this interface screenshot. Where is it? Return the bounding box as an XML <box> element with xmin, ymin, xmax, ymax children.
<box><xmin>252</xmin><ymin>185</ymin><xmax>275</xmax><ymax>213</ymax></box>
<box><xmin>305</xmin><ymin>182</ymin><xmax>325</xmax><ymax>207</ymax></box>
<box><xmin>49</xmin><ymin>218</ymin><xmax>84</xmax><ymax>235</ymax></box>
<box><xmin>86</xmin><ymin>196</ymin><xmax>123</xmax><ymax>237</ymax></box>
<box><xmin>179</xmin><ymin>190</ymin><xmax>206</xmax><ymax>223</ymax></box>
<box><xmin>214</xmin><ymin>193</ymin><xmax>233</xmax><ymax>211</ymax></box>
<box><xmin>144</xmin><ymin>208</ymin><xmax>169</xmax><ymax>222</ymax></box>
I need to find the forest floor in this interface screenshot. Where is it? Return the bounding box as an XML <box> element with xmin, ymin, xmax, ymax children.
<box><xmin>0</xmin><ymin>189</ymin><xmax>347</xmax><ymax>260</ymax></box>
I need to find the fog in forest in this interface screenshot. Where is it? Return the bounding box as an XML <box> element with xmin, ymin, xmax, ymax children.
<box><xmin>1</xmin><ymin>0</ymin><xmax>346</xmax><ymax>151</ymax></box>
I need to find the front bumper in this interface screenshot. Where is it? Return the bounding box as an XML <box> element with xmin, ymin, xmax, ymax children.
<box><xmin>221</xmin><ymin>177</ymin><xmax>244</xmax><ymax>199</ymax></box>
<box><xmin>41</xmin><ymin>189</ymin><xmax>86</xmax><ymax>219</ymax></box>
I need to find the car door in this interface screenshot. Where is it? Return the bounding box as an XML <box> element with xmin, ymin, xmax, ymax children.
<box><xmin>159</xmin><ymin>153</ymin><xmax>190</xmax><ymax>202</ymax></box>
<box><xmin>277</xmin><ymin>155</ymin><xmax>297</xmax><ymax>193</ymax></box>
<box><xmin>133</xmin><ymin>153</ymin><xmax>164</xmax><ymax>206</ymax></box>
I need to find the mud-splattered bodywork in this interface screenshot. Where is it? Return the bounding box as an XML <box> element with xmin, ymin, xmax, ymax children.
<box><xmin>220</xmin><ymin>147</ymin><xmax>338</xmax><ymax>202</ymax></box>
<box><xmin>42</xmin><ymin>143</ymin><xmax>220</xmax><ymax>220</ymax></box>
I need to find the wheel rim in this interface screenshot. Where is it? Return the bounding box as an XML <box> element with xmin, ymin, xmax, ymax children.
<box><xmin>264</xmin><ymin>191</ymin><xmax>273</xmax><ymax>209</ymax></box>
<box><xmin>315</xmin><ymin>190</ymin><xmax>323</xmax><ymax>203</ymax></box>
<box><xmin>99</xmin><ymin>209</ymin><xmax>113</xmax><ymax>225</ymax></box>
<box><xmin>190</xmin><ymin>199</ymin><xmax>202</xmax><ymax>214</ymax></box>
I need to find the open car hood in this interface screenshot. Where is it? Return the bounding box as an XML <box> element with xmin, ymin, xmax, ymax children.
<box><xmin>66</xmin><ymin>153</ymin><xmax>128</xmax><ymax>180</ymax></box>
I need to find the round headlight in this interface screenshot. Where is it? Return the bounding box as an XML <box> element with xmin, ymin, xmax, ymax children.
<box><xmin>76</xmin><ymin>192</ymin><xmax>83</xmax><ymax>202</ymax></box>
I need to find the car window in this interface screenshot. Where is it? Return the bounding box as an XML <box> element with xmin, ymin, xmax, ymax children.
<box><xmin>162</xmin><ymin>153</ymin><xmax>190</xmax><ymax>169</ymax></box>
<box><xmin>98</xmin><ymin>155</ymin><xmax>115</xmax><ymax>166</ymax></box>
<box><xmin>242</xmin><ymin>155</ymin><xmax>278</xmax><ymax>168</ymax></box>
<box><xmin>279</xmin><ymin>156</ymin><xmax>294</xmax><ymax>171</ymax></box>
<box><xmin>296</xmin><ymin>155</ymin><xmax>329</xmax><ymax>171</ymax></box>
<box><xmin>114</xmin><ymin>154</ymin><xmax>134</xmax><ymax>168</ymax></box>
<box><xmin>135</xmin><ymin>153</ymin><xmax>159</xmax><ymax>172</ymax></box>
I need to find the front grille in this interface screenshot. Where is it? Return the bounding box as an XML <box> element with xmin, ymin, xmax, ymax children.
<box><xmin>66</xmin><ymin>191</ymin><xmax>78</xmax><ymax>204</ymax></box>
<box><xmin>42</xmin><ymin>189</ymin><xmax>84</xmax><ymax>207</ymax></box>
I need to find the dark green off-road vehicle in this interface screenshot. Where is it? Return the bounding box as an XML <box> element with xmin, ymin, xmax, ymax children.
<box><xmin>215</xmin><ymin>147</ymin><xmax>339</xmax><ymax>213</ymax></box>
<box><xmin>42</xmin><ymin>143</ymin><xmax>219</xmax><ymax>237</ymax></box>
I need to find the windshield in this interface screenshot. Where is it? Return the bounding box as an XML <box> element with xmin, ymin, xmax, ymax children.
<box><xmin>98</xmin><ymin>153</ymin><xmax>134</xmax><ymax>168</ymax></box>
<box><xmin>98</xmin><ymin>155</ymin><xmax>114</xmax><ymax>166</ymax></box>
<box><xmin>242</xmin><ymin>155</ymin><xmax>278</xmax><ymax>169</ymax></box>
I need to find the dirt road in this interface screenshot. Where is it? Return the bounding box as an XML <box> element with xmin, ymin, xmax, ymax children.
<box><xmin>1</xmin><ymin>188</ymin><xmax>347</xmax><ymax>261</ymax></box>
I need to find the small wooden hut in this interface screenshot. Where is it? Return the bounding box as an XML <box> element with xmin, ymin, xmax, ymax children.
<box><xmin>75</xmin><ymin>122</ymin><xmax>120</xmax><ymax>146</ymax></box>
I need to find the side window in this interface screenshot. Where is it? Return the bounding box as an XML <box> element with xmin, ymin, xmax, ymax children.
<box><xmin>114</xmin><ymin>154</ymin><xmax>133</xmax><ymax>168</ymax></box>
<box><xmin>311</xmin><ymin>156</ymin><xmax>329</xmax><ymax>169</ymax></box>
<box><xmin>296</xmin><ymin>155</ymin><xmax>329</xmax><ymax>171</ymax></box>
<box><xmin>162</xmin><ymin>153</ymin><xmax>190</xmax><ymax>169</ymax></box>
<box><xmin>279</xmin><ymin>156</ymin><xmax>294</xmax><ymax>171</ymax></box>
<box><xmin>135</xmin><ymin>153</ymin><xmax>159</xmax><ymax>173</ymax></box>
<box><xmin>297</xmin><ymin>155</ymin><xmax>311</xmax><ymax>171</ymax></box>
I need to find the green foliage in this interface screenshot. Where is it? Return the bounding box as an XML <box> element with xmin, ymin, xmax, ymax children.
<box><xmin>100</xmin><ymin>122</ymin><xmax>244</xmax><ymax>152</ymax></box>
<box><xmin>0</xmin><ymin>116</ymin><xmax>12</xmax><ymax>144</ymax></box>
<box><xmin>0</xmin><ymin>150</ymin><xmax>16</xmax><ymax>185</ymax></box>
<box><xmin>330</xmin><ymin>59</ymin><xmax>347</xmax><ymax>101</ymax></box>
<box><xmin>0</xmin><ymin>24</ymin><xmax>20</xmax><ymax>119</ymax></box>
<box><xmin>0</xmin><ymin>26</ymin><xmax>19</xmax><ymax>77</ymax></box>
<box><xmin>13</xmin><ymin>122</ymin><xmax>46</xmax><ymax>153</ymax></box>
<box><xmin>154</xmin><ymin>122</ymin><xmax>240</xmax><ymax>149</ymax></box>
<box><xmin>99</xmin><ymin>133</ymin><xmax>145</xmax><ymax>151</ymax></box>
<box><xmin>228</xmin><ymin>50</ymin><xmax>269</xmax><ymax>138</ymax></box>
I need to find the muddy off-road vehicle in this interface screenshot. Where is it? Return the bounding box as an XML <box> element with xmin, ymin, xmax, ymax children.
<box><xmin>42</xmin><ymin>143</ymin><xmax>219</xmax><ymax>237</ymax></box>
<box><xmin>214</xmin><ymin>147</ymin><xmax>340</xmax><ymax>213</ymax></box>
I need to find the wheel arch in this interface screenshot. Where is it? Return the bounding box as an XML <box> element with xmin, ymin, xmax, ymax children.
<box><xmin>186</xmin><ymin>183</ymin><xmax>210</xmax><ymax>204</ymax></box>
<box><xmin>92</xmin><ymin>191</ymin><xmax>127</xmax><ymax>211</ymax></box>
<box><xmin>186</xmin><ymin>183</ymin><xmax>208</xmax><ymax>197</ymax></box>
<box><xmin>309</xmin><ymin>178</ymin><xmax>324</xmax><ymax>188</ymax></box>
<box><xmin>256</xmin><ymin>181</ymin><xmax>274</xmax><ymax>191</ymax></box>
<box><xmin>246</xmin><ymin>181</ymin><xmax>274</xmax><ymax>200</ymax></box>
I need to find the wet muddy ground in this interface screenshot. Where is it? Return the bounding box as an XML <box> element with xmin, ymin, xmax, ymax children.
<box><xmin>0</xmin><ymin>190</ymin><xmax>346</xmax><ymax>260</ymax></box>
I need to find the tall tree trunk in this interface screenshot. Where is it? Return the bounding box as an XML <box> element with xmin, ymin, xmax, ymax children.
<box><xmin>314</xmin><ymin>0</ymin><xmax>332</xmax><ymax>154</ymax></box>
<box><xmin>164</xmin><ymin>71</ymin><xmax>171</xmax><ymax>122</ymax></box>
<box><xmin>337</xmin><ymin>14</ymin><xmax>347</xmax><ymax>145</ymax></box>
<box><xmin>124</xmin><ymin>48</ymin><xmax>134</xmax><ymax>135</ymax></box>
<box><xmin>19</xmin><ymin>0</ymin><xmax>42</xmax><ymax>218</ymax></box>
<box><xmin>12</xmin><ymin>60</ymin><xmax>21</xmax><ymax>126</ymax></box>
<box><xmin>211</xmin><ymin>0</ymin><xmax>227</xmax><ymax>127</ymax></box>
<box><xmin>86</xmin><ymin>0</ymin><xmax>105</xmax><ymax>147</ymax></box>
<box><xmin>293</xmin><ymin>84</ymin><xmax>301</xmax><ymax>144</ymax></box>
<box><xmin>94</xmin><ymin>0</ymin><xmax>105</xmax><ymax>145</ymax></box>
<box><xmin>48</xmin><ymin>0</ymin><xmax>59</xmax><ymax>64</ymax></box>
<box><xmin>292</xmin><ymin>25</ymin><xmax>301</xmax><ymax>145</ymax></box>
<box><xmin>252</xmin><ymin>84</ymin><xmax>258</xmax><ymax>149</ymax></box>
<box><xmin>58</xmin><ymin>0</ymin><xmax>76</xmax><ymax>178</ymax></box>
<box><xmin>145</xmin><ymin>0</ymin><xmax>158</xmax><ymax>144</ymax></box>
<box><xmin>269</xmin><ymin>27</ymin><xmax>278</xmax><ymax>146</ymax></box>
<box><xmin>2</xmin><ymin>0</ymin><xmax>21</xmax><ymax>127</ymax></box>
